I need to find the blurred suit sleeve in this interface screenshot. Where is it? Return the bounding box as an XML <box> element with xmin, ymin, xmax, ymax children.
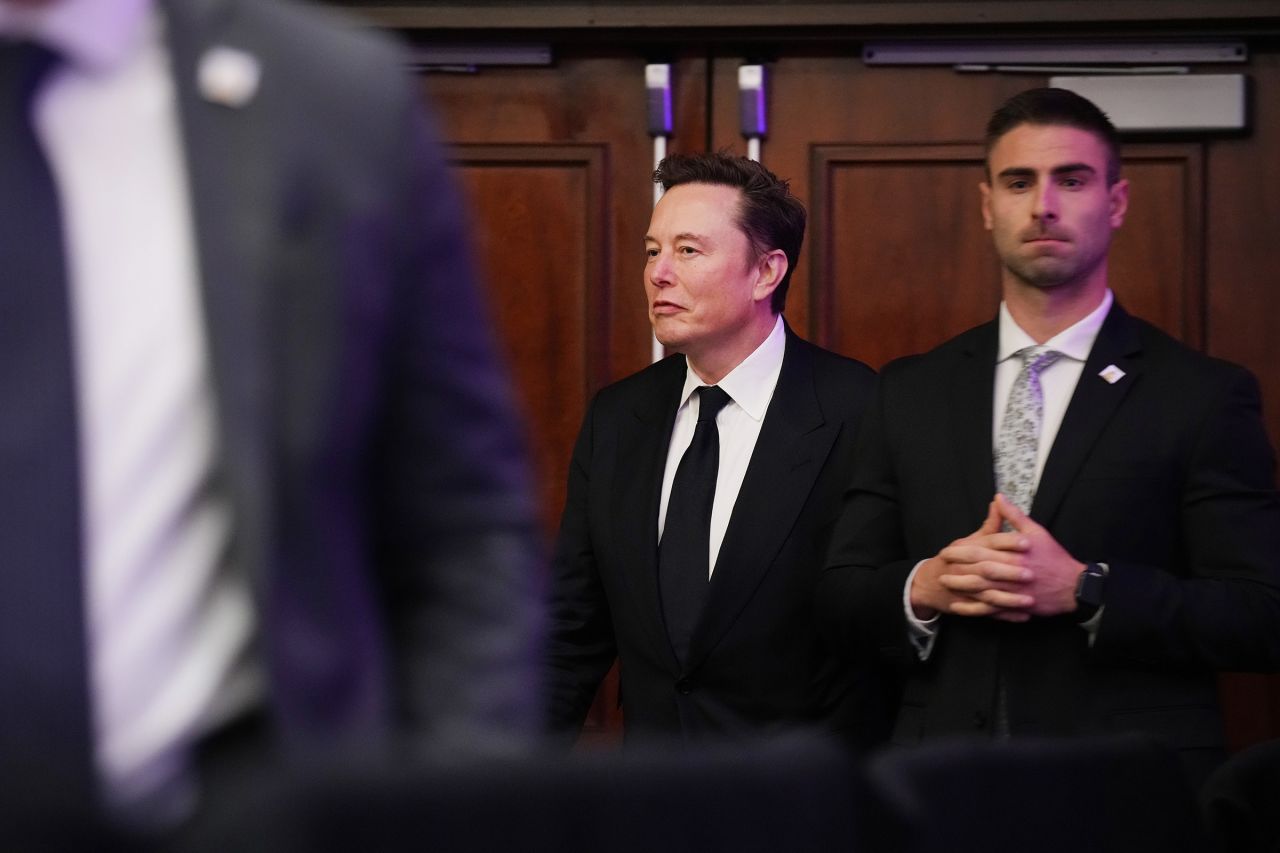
<box><xmin>171</xmin><ymin>0</ymin><xmax>546</xmax><ymax>750</ymax></box>
<box><xmin>362</xmin><ymin>45</ymin><xmax>544</xmax><ymax>749</ymax></box>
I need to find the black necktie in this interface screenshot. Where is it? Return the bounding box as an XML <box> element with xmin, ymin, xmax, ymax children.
<box><xmin>0</xmin><ymin>41</ymin><xmax>95</xmax><ymax>807</ymax></box>
<box><xmin>659</xmin><ymin>385</ymin><xmax>732</xmax><ymax>665</ymax></box>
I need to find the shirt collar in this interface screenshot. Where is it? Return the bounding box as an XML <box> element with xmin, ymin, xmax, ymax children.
<box><xmin>678</xmin><ymin>315</ymin><xmax>786</xmax><ymax>421</ymax></box>
<box><xmin>0</xmin><ymin>0</ymin><xmax>154</xmax><ymax>72</ymax></box>
<box><xmin>998</xmin><ymin>288</ymin><xmax>1113</xmax><ymax>364</ymax></box>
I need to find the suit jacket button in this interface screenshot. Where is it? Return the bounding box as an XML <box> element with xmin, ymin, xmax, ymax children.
<box><xmin>675</xmin><ymin>678</ymin><xmax>692</xmax><ymax>695</ymax></box>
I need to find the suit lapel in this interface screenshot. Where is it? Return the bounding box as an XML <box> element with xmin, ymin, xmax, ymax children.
<box><xmin>1032</xmin><ymin>303</ymin><xmax>1142</xmax><ymax>525</ymax></box>
<box><xmin>612</xmin><ymin>358</ymin><xmax>686</xmax><ymax>666</ymax></box>
<box><xmin>954</xmin><ymin>323</ymin><xmax>999</xmax><ymax>516</ymax></box>
<box><xmin>684</xmin><ymin>333</ymin><xmax>834</xmax><ymax>670</ymax></box>
<box><xmin>162</xmin><ymin>0</ymin><xmax>277</xmax><ymax>586</ymax></box>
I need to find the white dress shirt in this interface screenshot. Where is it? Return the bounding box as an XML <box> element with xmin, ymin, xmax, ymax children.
<box><xmin>2</xmin><ymin>0</ymin><xmax>258</xmax><ymax>822</ymax></box>
<box><xmin>905</xmin><ymin>290</ymin><xmax>1114</xmax><ymax>656</ymax></box>
<box><xmin>658</xmin><ymin>316</ymin><xmax>786</xmax><ymax>577</ymax></box>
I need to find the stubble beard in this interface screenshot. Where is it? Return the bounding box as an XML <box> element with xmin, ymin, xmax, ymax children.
<box><xmin>1003</xmin><ymin>237</ymin><xmax>1109</xmax><ymax>294</ymax></box>
<box><xmin>1007</xmin><ymin>256</ymin><xmax>1076</xmax><ymax>290</ymax></box>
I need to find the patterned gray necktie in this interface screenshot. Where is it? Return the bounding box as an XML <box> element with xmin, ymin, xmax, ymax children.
<box><xmin>994</xmin><ymin>346</ymin><xmax>1064</xmax><ymax>514</ymax></box>
<box><xmin>992</xmin><ymin>346</ymin><xmax>1062</xmax><ymax>736</ymax></box>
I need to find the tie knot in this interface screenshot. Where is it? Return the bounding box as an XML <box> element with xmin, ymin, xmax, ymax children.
<box><xmin>0</xmin><ymin>40</ymin><xmax>62</xmax><ymax>118</ymax></box>
<box><xmin>694</xmin><ymin>385</ymin><xmax>731</xmax><ymax>423</ymax></box>
<box><xmin>1015</xmin><ymin>346</ymin><xmax>1064</xmax><ymax>376</ymax></box>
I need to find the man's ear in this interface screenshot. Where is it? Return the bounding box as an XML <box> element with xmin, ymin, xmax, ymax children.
<box><xmin>979</xmin><ymin>181</ymin><xmax>994</xmax><ymax>231</ymax></box>
<box><xmin>753</xmin><ymin>249</ymin><xmax>787</xmax><ymax>304</ymax></box>
<box><xmin>1108</xmin><ymin>178</ymin><xmax>1130</xmax><ymax>229</ymax></box>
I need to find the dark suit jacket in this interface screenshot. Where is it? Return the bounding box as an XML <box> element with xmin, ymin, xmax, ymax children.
<box><xmin>547</xmin><ymin>328</ymin><xmax>888</xmax><ymax>746</ymax></box>
<box><xmin>159</xmin><ymin>0</ymin><xmax>541</xmax><ymax>750</ymax></box>
<box><xmin>818</xmin><ymin>302</ymin><xmax>1280</xmax><ymax>781</ymax></box>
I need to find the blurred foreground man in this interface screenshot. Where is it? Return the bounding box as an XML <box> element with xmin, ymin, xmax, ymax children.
<box><xmin>547</xmin><ymin>152</ymin><xmax>889</xmax><ymax>747</ymax></box>
<box><xmin>818</xmin><ymin>87</ymin><xmax>1280</xmax><ymax>788</ymax></box>
<box><xmin>0</xmin><ymin>0</ymin><xmax>541</xmax><ymax>841</ymax></box>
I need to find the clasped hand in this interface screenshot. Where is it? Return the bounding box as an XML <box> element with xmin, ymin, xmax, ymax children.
<box><xmin>909</xmin><ymin>494</ymin><xmax>1084</xmax><ymax>623</ymax></box>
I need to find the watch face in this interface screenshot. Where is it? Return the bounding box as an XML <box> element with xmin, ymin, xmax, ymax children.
<box><xmin>1077</xmin><ymin>564</ymin><xmax>1106</xmax><ymax>607</ymax></box>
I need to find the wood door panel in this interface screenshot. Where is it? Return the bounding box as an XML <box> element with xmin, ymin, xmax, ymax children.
<box><xmin>1208</xmin><ymin>52</ymin><xmax>1280</xmax><ymax>454</ymax></box>
<box><xmin>1109</xmin><ymin>145</ymin><xmax>1205</xmax><ymax>348</ymax></box>
<box><xmin>452</xmin><ymin>145</ymin><xmax>607</xmax><ymax>535</ymax></box>
<box><xmin>811</xmin><ymin>144</ymin><xmax>999</xmax><ymax>369</ymax></box>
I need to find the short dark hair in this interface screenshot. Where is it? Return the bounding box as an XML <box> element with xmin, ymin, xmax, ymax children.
<box><xmin>985</xmin><ymin>87</ymin><xmax>1123</xmax><ymax>185</ymax></box>
<box><xmin>653</xmin><ymin>151</ymin><xmax>805</xmax><ymax>314</ymax></box>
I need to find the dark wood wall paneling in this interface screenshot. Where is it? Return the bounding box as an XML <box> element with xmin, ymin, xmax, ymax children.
<box><xmin>810</xmin><ymin>144</ymin><xmax>1004</xmax><ymax>366</ymax></box>
<box><xmin>453</xmin><ymin>145</ymin><xmax>609</xmax><ymax>534</ymax></box>
<box><xmin>408</xmin><ymin>26</ymin><xmax>1280</xmax><ymax>748</ymax></box>
<box><xmin>1204</xmin><ymin>49</ymin><xmax>1280</xmax><ymax>747</ymax></box>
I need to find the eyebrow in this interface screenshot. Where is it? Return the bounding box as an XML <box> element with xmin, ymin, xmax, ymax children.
<box><xmin>644</xmin><ymin>232</ymin><xmax>709</xmax><ymax>244</ymax></box>
<box><xmin>997</xmin><ymin>163</ymin><xmax>1098</xmax><ymax>181</ymax></box>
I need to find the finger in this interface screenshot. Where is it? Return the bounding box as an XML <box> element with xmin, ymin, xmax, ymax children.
<box><xmin>942</xmin><ymin>571</ymin><xmax>1039</xmax><ymax>604</ymax></box>
<box><xmin>949</xmin><ymin>599</ymin><xmax>999</xmax><ymax>618</ymax></box>
<box><xmin>976</xmin><ymin>499</ymin><xmax>1002</xmax><ymax>535</ymax></box>
<box><xmin>938</xmin><ymin>543</ymin><xmax>1029</xmax><ymax>570</ymax></box>
<box><xmin>938</xmin><ymin>573</ymin><xmax>1031</xmax><ymax>598</ymax></box>
<box><xmin>984</xmin><ymin>531</ymin><xmax>1032</xmax><ymax>552</ymax></box>
<box><xmin>995</xmin><ymin>492</ymin><xmax>1042</xmax><ymax>535</ymax></box>
<box><xmin>950</xmin><ymin>529</ymin><xmax>1032</xmax><ymax>553</ymax></box>
<box><xmin>938</xmin><ymin>573</ymin><xmax>988</xmax><ymax>594</ymax></box>
<box><xmin>980</xmin><ymin>561</ymin><xmax>1033</xmax><ymax>584</ymax></box>
<box><xmin>972</xmin><ymin>588</ymin><xmax>1035</xmax><ymax>609</ymax></box>
<box><xmin>940</xmin><ymin>572</ymin><xmax>1033</xmax><ymax>601</ymax></box>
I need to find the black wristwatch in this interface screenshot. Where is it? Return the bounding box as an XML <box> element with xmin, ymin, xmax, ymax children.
<box><xmin>1074</xmin><ymin>562</ymin><xmax>1109</xmax><ymax>623</ymax></box>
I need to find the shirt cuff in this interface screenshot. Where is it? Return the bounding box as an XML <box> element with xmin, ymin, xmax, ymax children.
<box><xmin>1077</xmin><ymin>562</ymin><xmax>1109</xmax><ymax>646</ymax></box>
<box><xmin>904</xmin><ymin>560</ymin><xmax>939</xmax><ymax>660</ymax></box>
<box><xmin>1079</xmin><ymin>605</ymin><xmax>1105</xmax><ymax>646</ymax></box>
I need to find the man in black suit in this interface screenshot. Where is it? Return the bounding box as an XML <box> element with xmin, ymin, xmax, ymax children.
<box><xmin>546</xmin><ymin>152</ymin><xmax>885</xmax><ymax>746</ymax></box>
<box><xmin>0</xmin><ymin>0</ymin><xmax>541</xmax><ymax>838</ymax></box>
<box><xmin>818</xmin><ymin>87</ymin><xmax>1280</xmax><ymax>786</ymax></box>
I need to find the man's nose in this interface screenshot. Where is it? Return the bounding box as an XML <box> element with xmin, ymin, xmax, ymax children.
<box><xmin>648</xmin><ymin>252</ymin><xmax>674</xmax><ymax>285</ymax></box>
<box><xmin>1031</xmin><ymin>184</ymin><xmax>1059</xmax><ymax>222</ymax></box>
